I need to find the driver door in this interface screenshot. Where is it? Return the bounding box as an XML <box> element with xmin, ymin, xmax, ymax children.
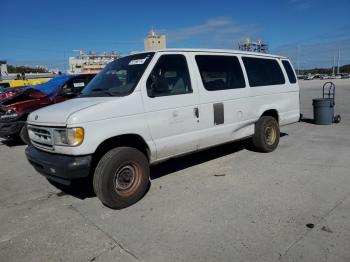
<box><xmin>141</xmin><ymin>53</ymin><xmax>200</xmax><ymax>160</ymax></box>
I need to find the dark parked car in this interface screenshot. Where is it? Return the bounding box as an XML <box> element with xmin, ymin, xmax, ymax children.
<box><xmin>0</xmin><ymin>74</ymin><xmax>95</xmax><ymax>144</ymax></box>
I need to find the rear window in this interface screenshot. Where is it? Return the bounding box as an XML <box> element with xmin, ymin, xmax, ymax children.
<box><xmin>282</xmin><ymin>60</ymin><xmax>297</xmax><ymax>84</ymax></box>
<box><xmin>195</xmin><ymin>55</ymin><xmax>245</xmax><ymax>91</ymax></box>
<box><xmin>242</xmin><ymin>57</ymin><xmax>285</xmax><ymax>87</ymax></box>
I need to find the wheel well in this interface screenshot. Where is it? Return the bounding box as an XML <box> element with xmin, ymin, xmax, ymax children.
<box><xmin>92</xmin><ymin>134</ymin><xmax>150</xmax><ymax>166</ymax></box>
<box><xmin>19</xmin><ymin>113</ymin><xmax>29</xmax><ymax>122</ymax></box>
<box><xmin>261</xmin><ymin>109</ymin><xmax>279</xmax><ymax>123</ymax></box>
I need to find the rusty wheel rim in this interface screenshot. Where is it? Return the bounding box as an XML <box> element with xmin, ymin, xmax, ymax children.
<box><xmin>114</xmin><ymin>162</ymin><xmax>142</xmax><ymax>197</ymax></box>
<box><xmin>265</xmin><ymin>124</ymin><xmax>277</xmax><ymax>146</ymax></box>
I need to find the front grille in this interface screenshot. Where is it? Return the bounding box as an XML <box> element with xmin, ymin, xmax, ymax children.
<box><xmin>28</xmin><ymin>125</ymin><xmax>54</xmax><ymax>151</ymax></box>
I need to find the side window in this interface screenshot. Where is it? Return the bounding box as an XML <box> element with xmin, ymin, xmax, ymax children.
<box><xmin>71</xmin><ymin>78</ymin><xmax>86</xmax><ymax>90</ymax></box>
<box><xmin>72</xmin><ymin>75</ymin><xmax>94</xmax><ymax>89</ymax></box>
<box><xmin>242</xmin><ymin>57</ymin><xmax>285</xmax><ymax>87</ymax></box>
<box><xmin>195</xmin><ymin>55</ymin><xmax>245</xmax><ymax>91</ymax></box>
<box><xmin>0</xmin><ymin>82</ymin><xmax>10</xmax><ymax>88</ymax></box>
<box><xmin>71</xmin><ymin>75</ymin><xmax>95</xmax><ymax>92</ymax></box>
<box><xmin>61</xmin><ymin>79</ymin><xmax>73</xmax><ymax>93</ymax></box>
<box><xmin>61</xmin><ymin>77</ymin><xmax>86</xmax><ymax>95</ymax></box>
<box><xmin>282</xmin><ymin>60</ymin><xmax>297</xmax><ymax>84</ymax></box>
<box><xmin>147</xmin><ymin>54</ymin><xmax>192</xmax><ymax>97</ymax></box>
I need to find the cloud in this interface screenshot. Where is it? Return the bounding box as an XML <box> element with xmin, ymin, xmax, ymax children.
<box><xmin>159</xmin><ymin>17</ymin><xmax>260</xmax><ymax>48</ymax></box>
<box><xmin>288</xmin><ymin>0</ymin><xmax>312</xmax><ymax>11</ymax></box>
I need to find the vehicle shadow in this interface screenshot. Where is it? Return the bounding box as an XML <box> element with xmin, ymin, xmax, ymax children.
<box><xmin>0</xmin><ymin>138</ymin><xmax>25</xmax><ymax>147</ymax></box>
<box><xmin>150</xmin><ymin>140</ymin><xmax>246</xmax><ymax>180</ymax></box>
<box><xmin>151</xmin><ymin>131</ymin><xmax>285</xmax><ymax>180</ymax></box>
<box><xmin>48</xmin><ymin>134</ymin><xmax>289</xmax><ymax>201</ymax></box>
<box><xmin>48</xmin><ymin>140</ymin><xmax>247</xmax><ymax>200</ymax></box>
<box><xmin>300</xmin><ymin>117</ymin><xmax>314</xmax><ymax>124</ymax></box>
<box><xmin>47</xmin><ymin>177</ymin><xmax>96</xmax><ymax>199</ymax></box>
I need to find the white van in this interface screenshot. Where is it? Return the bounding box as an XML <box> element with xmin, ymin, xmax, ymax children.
<box><xmin>25</xmin><ymin>49</ymin><xmax>300</xmax><ymax>209</ymax></box>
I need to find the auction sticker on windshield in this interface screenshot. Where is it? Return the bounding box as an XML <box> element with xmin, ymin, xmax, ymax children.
<box><xmin>73</xmin><ymin>82</ymin><xmax>85</xmax><ymax>88</ymax></box>
<box><xmin>129</xmin><ymin>58</ymin><xmax>148</xmax><ymax>65</ymax></box>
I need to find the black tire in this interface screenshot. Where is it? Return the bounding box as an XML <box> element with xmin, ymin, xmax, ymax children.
<box><xmin>19</xmin><ymin>125</ymin><xmax>31</xmax><ymax>145</ymax></box>
<box><xmin>252</xmin><ymin>116</ymin><xmax>280</xmax><ymax>153</ymax></box>
<box><xmin>333</xmin><ymin>115</ymin><xmax>341</xmax><ymax>124</ymax></box>
<box><xmin>93</xmin><ymin>147</ymin><xmax>150</xmax><ymax>209</ymax></box>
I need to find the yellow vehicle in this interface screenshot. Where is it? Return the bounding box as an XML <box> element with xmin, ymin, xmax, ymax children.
<box><xmin>0</xmin><ymin>78</ymin><xmax>51</xmax><ymax>88</ymax></box>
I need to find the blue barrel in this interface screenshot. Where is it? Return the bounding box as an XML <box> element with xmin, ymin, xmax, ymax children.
<box><xmin>312</xmin><ymin>98</ymin><xmax>334</xmax><ymax>125</ymax></box>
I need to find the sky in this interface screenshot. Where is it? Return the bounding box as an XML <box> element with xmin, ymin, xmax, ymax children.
<box><xmin>1</xmin><ymin>0</ymin><xmax>349</xmax><ymax>70</ymax></box>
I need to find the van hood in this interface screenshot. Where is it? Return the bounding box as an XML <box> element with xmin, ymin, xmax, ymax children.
<box><xmin>27</xmin><ymin>97</ymin><xmax>111</xmax><ymax>126</ymax></box>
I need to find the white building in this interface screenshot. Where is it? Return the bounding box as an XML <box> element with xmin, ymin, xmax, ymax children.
<box><xmin>68</xmin><ymin>51</ymin><xmax>120</xmax><ymax>74</ymax></box>
<box><xmin>0</xmin><ymin>60</ymin><xmax>8</xmax><ymax>77</ymax></box>
<box><xmin>144</xmin><ymin>30</ymin><xmax>166</xmax><ymax>51</ymax></box>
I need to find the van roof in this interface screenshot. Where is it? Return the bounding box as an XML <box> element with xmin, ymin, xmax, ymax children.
<box><xmin>134</xmin><ymin>48</ymin><xmax>287</xmax><ymax>59</ymax></box>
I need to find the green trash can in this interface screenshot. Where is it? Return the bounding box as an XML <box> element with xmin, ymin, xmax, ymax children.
<box><xmin>313</xmin><ymin>98</ymin><xmax>334</xmax><ymax>125</ymax></box>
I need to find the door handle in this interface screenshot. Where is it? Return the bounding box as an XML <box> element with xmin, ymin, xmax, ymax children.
<box><xmin>194</xmin><ymin>107</ymin><xmax>199</xmax><ymax>118</ymax></box>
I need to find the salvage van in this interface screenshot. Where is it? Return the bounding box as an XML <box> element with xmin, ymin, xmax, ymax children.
<box><xmin>25</xmin><ymin>49</ymin><xmax>300</xmax><ymax>209</ymax></box>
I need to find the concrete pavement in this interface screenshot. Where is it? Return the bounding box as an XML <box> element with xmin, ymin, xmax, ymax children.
<box><xmin>1</xmin><ymin>79</ymin><xmax>350</xmax><ymax>262</ymax></box>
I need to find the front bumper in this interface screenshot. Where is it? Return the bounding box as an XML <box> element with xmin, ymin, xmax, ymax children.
<box><xmin>0</xmin><ymin>121</ymin><xmax>24</xmax><ymax>137</ymax></box>
<box><xmin>25</xmin><ymin>145</ymin><xmax>92</xmax><ymax>185</ymax></box>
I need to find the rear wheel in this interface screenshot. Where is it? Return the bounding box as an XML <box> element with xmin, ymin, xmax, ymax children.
<box><xmin>252</xmin><ymin>116</ymin><xmax>280</xmax><ymax>153</ymax></box>
<box><xmin>93</xmin><ymin>147</ymin><xmax>150</xmax><ymax>209</ymax></box>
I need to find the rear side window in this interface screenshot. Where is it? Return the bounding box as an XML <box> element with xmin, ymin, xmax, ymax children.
<box><xmin>195</xmin><ymin>55</ymin><xmax>245</xmax><ymax>91</ymax></box>
<box><xmin>242</xmin><ymin>57</ymin><xmax>285</xmax><ymax>87</ymax></box>
<box><xmin>282</xmin><ymin>60</ymin><xmax>297</xmax><ymax>84</ymax></box>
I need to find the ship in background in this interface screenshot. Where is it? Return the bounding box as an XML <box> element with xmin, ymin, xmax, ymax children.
<box><xmin>68</xmin><ymin>50</ymin><xmax>120</xmax><ymax>74</ymax></box>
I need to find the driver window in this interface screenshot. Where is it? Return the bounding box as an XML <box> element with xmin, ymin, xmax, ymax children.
<box><xmin>60</xmin><ymin>77</ymin><xmax>85</xmax><ymax>96</ymax></box>
<box><xmin>147</xmin><ymin>54</ymin><xmax>192</xmax><ymax>97</ymax></box>
<box><xmin>60</xmin><ymin>80</ymin><xmax>72</xmax><ymax>95</ymax></box>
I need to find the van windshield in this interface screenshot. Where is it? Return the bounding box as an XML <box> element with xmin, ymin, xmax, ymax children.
<box><xmin>80</xmin><ymin>52</ymin><xmax>154</xmax><ymax>97</ymax></box>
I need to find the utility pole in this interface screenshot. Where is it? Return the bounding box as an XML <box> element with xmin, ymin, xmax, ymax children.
<box><xmin>332</xmin><ymin>55</ymin><xmax>335</xmax><ymax>76</ymax></box>
<box><xmin>337</xmin><ymin>48</ymin><xmax>340</xmax><ymax>74</ymax></box>
<box><xmin>297</xmin><ymin>45</ymin><xmax>300</xmax><ymax>75</ymax></box>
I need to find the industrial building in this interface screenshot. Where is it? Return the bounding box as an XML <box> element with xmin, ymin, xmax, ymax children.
<box><xmin>68</xmin><ymin>51</ymin><xmax>120</xmax><ymax>74</ymax></box>
<box><xmin>144</xmin><ymin>30</ymin><xmax>166</xmax><ymax>51</ymax></box>
<box><xmin>0</xmin><ymin>61</ymin><xmax>8</xmax><ymax>78</ymax></box>
<box><xmin>238</xmin><ymin>38</ymin><xmax>268</xmax><ymax>53</ymax></box>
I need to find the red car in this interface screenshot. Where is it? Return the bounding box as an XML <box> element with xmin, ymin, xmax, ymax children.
<box><xmin>0</xmin><ymin>74</ymin><xmax>95</xmax><ymax>144</ymax></box>
<box><xmin>0</xmin><ymin>86</ymin><xmax>25</xmax><ymax>102</ymax></box>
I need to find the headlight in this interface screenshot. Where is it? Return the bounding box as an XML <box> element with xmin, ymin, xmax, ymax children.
<box><xmin>0</xmin><ymin>109</ymin><xmax>18</xmax><ymax>120</ymax></box>
<box><xmin>53</xmin><ymin>127</ymin><xmax>84</xmax><ymax>146</ymax></box>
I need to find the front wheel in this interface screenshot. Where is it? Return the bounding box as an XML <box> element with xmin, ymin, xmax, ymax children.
<box><xmin>252</xmin><ymin>116</ymin><xmax>280</xmax><ymax>153</ymax></box>
<box><xmin>93</xmin><ymin>147</ymin><xmax>150</xmax><ymax>209</ymax></box>
<box><xmin>19</xmin><ymin>125</ymin><xmax>31</xmax><ymax>145</ymax></box>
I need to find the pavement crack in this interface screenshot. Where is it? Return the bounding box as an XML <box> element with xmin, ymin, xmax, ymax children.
<box><xmin>88</xmin><ymin>244</ymin><xmax>117</xmax><ymax>262</ymax></box>
<box><xmin>68</xmin><ymin>204</ymin><xmax>140</xmax><ymax>261</ymax></box>
<box><xmin>279</xmin><ymin>191</ymin><xmax>350</xmax><ymax>261</ymax></box>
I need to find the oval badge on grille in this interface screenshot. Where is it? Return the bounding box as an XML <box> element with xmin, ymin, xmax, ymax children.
<box><xmin>35</xmin><ymin>115</ymin><xmax>38</xmax><ymax>120</ymax></box>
